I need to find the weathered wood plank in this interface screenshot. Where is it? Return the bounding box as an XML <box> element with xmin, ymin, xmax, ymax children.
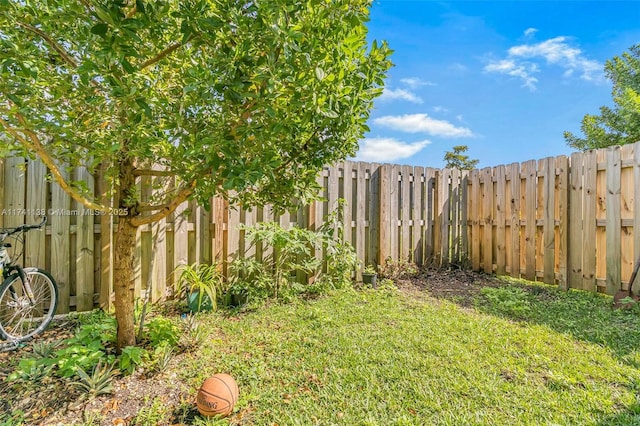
<box><xmin>227</xmin><ymin>205</ymin><xmax>241</xmax><ymax>275</ymax></box>
<box><xmin>97</xmin><ymin>163</ymin><xmax>113</xmax><ymax>309</ymax></box>
<box><xmin>343</xmin><ymin>161</ymin><xmax>354</xmax><ymax>245</ymax></box>
<box><xmin>355</xmin><ymin>162</ymin><xmax>367</xmax><ymax>278</ymax></box>
<box><xmin>412</xmin><ymin>166</ymin><xmax>425</xmax><ymax>265</ymax></box>
<box><xmin>459</xmin><ymin>170</ymin><xmax>469</xmax><ymax>265</ymax></box>
<box><xmin>543</xmin><ymin>157</ymin><xmax>556</xmax><ymax>284</ymax></box>
<box><xmin>556</xmin><ymin>155</ymin><xmax>569</xmax><ymax>290</ymax></box>
<box><xmin>481</xmin><ymin>167</ymin><xmax>493</xmax><ymax>274</ymax></box>
<box><xmin>582</xmin><ymin>150</ymin><xmax>597</xmax><ymax>291</ymax></box>
<box><xmin>508</xmin><ymin>163</ymin><xmax>521</xmax><ymax>278</ymax></box>
<box><xmin>568</xmin><ymin>152</ymin><xmax>584</xmax><ymax>289</ymax></box>
<box><xmin>50</xmin><ymin>168</ymin><xmax>71</xmax><ymax>313</ymax></box>
<box><xmin>389</xmin><ymin>164</ymin><xmax>400</xmax><ymax>262</ymax></box>
<box><xmin>24</xmin><ymin>159</ymin><xmax>46</xmax><ymax>269</ymax></box>
<box><xmin>495</xmin><ymin>165</ymin><xmax>506</xmax><ymax>275</ymax></box>
<box><xmin>195</xmin><ymin>204</ymin><xmax>210</xmax><ymax>264</ymax></box>
<box><xmin>378</xmin><ymin>164</ymin><xmax>391</xmax><ymax>264</ymax></box>
<box><xmin>523</xmin><ymin>160</ymin><xmax>537</xmax><ymax>281</ymax></box>
<box><xmin>173</xmin><ymin>199</ymin><xmax>189</xmax><ymax>290</ymax></box>
<box><xmin>3</xmin><ymin>158</ymin><xmax>26</xmax><ymax>263</ymax></box>
<box><xmin>424</xmin><ymin>168</ymin><xmax>437</xmax><ymax>264</ymax></box>
<box><xmin>401</xmin><ymin>165</ymin><xmax>412</xmax><ymax>261</ymax></box>
<box><xmin>368</xmin><ymin>164</ymin><xmax>381</xmax><ymax>267</ymax></box>
<box><xmin>328</xmin><ymin>164</ymin><xmax>339</xmax><ymax>216</ymax></box>
<box><xmin>605</xmin><ymin>146</ymin><xmax>621</xmax><ymax>294</ymax></box>
<box><xmin>438</xmin><ymin>168</ymin><xmax>451</xmax><ymax>265</ymax></box>
<box><xmin>620</xmin><ymin>144</ymin><xmax>635</xmax><ymax>288</ymax></box>
<box><xmin>74</xmin><ymin>165</ymin><xmax>94</xmax><ymax>312</ymax></box>
<box><xmin>450</xmin><ymin>168</ymin><xmax>460</xmax><ymax>264</ymax></box>
<box><xmin>469</xmin><ymin>169</ymin><xmax>481</xmax><ymax>271</ymax></box>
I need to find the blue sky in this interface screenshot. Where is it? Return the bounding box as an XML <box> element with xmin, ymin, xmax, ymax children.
<box><xmin>354</xmin><ymin>1</ymin><xmax>640</xmax><ymax>168</ymax></box>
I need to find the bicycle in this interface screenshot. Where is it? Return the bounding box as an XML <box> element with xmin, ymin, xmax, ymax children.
<box><xmin>0</xmin><ymin>216</ymin><xmax>58</xmax><ymax>343</ymax></box>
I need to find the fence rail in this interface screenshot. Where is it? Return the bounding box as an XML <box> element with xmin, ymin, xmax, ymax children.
<box><xmin>2</xmin><ymin>141</ymin><xmax>639</xmax><ymax>312</ymax></box>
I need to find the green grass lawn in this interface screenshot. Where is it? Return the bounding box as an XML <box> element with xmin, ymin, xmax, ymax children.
<box><xmin>180</xmin><ymin>283</ymin><xmax>640</xmax><ymax>426</ymax></box>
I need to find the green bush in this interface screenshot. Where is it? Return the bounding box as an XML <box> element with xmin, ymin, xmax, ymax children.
<box><xmin>229</xmin><ymin>201</ymin><xmax>358</xmax><ymax>306</ymax></box>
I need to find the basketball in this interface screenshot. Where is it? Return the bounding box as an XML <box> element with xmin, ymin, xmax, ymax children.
<box><xmin>196</xmin><ymin>373</ymin><xmax>239</xmax><ymax>417</ymax></box>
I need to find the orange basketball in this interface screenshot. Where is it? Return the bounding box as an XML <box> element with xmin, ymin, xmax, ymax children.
<box><xmin>196</xmin><ymin>373</ymin><xmax>239</xmax><ymax>417</ymax></box>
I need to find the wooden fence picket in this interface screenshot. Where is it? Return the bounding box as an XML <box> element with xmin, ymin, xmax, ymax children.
<box><xmin>4</xmin><ymin>141</ymin><xmax>640</xmax><ymax>312</ymax></box>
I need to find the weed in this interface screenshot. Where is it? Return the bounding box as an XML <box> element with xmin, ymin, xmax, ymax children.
<box><xmin>0</xmin><ymin>410</ymin><xmax>25</xmax><ymax>426</ymax></box>
<box><xmin>378</xmin><ymin>257</ymin><xmax>419</xmax><ymax>281</ymax></box>
<box><xmin>131</xmin><ymin>397</ymin><xmax>171</xmax><ymax>425</ymax></box>
<box><xmin>480</xmin><ymin>286</ymin><xmax>531</xmax><ymax>318</ymax></box>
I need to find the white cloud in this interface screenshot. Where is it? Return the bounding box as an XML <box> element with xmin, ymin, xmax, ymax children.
<box><xmin>508</xmin><ymin>36</ymin><xmax>602</xmax><ymax>81</ymax></box>
<box><xmin>355</xmin><ymin>137</ymin><xmax>430</xmax><ymax>162</ymax></box>
<box><xmin>379</xmin><ymin>88</ymin><xmax>423</xmax><ymax>104</ymax></box>
<box><xmin>524</xmin><ymin>28</ymin><xmax>538</xmax><ymax>38</ymax></box>
<box><xmin>400</xmin><ymin>77</ymin><xmax>436</xmax><ymax>88</ymax></box>
<box><xmin>484</xmin><ymin>35</ymin><xmax>603</xmax><ymax>89</ymax></box>
<box><xmin>433</xmin><ymin>106</ymin><xmax>449</xmax><ymax>113</ymax></box>
<box><xmin>484</xmin><ymin>59</ymin><xmax>539</xmax><ymax>90</ymax></box>
<box><xmin>374</xmin><ymin>113</ymin><xmax>474</xmax><ymax>138</ymax></box>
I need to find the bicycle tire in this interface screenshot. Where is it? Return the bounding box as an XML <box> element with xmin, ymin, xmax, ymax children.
<box><xmin>0</xmin><ymin>268</ymin><xmax>59</xmax><ymax>342</ymax></box>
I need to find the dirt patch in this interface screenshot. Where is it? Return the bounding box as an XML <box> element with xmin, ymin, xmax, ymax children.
<box><xmin>394</xmin><ymin>267</ymin><xmax>508</xmax><ymax>306</ymax></box>
<box><xmin>0</xmin><ymin>268</ymin><xmax>505</xmax><ymax>425</ymax></box>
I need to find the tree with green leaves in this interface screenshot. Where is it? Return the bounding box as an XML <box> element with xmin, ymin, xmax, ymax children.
<box><xmin>0</xmin><ymin>0</ymin><xmax>391</xmax><ymax>350</ymax></box>
<box><xmin>564</xmin><ymin>44</ymin><xmax>640</xmax><ymax>150</ymax></box>
<box><xmin>443</xmin><ymin>145</ymin><xmax>479</xmax><ymax>170</ymax></box>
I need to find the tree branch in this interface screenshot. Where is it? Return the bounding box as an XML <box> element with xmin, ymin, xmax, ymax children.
<box><xmin>137</xmin><ymin>203</ymin><xmax>171</xmax><ymax>212</ymax></box>
<box><xmin>130</xmin><ymin>180</ymin><xmax>197</xmax><ymax>227</ymax></box>
<box><xmin>132</xmin><ymin>169</ymin><xmax>177</xmax><ymax>177</ymax></box>
<box><xmin>16</xmin><ymin>22</ymin><xmax>78</xmax><ymax>69</ymax></box>
<box><xmin>0</xmin><ymin>115</ymin><xmax>108</xmax><ymax>212</ymax></box>
<box><xmin>139</xmin><ymin>34</ymin><xmax>194</xmax><ymax>70</ymax></box>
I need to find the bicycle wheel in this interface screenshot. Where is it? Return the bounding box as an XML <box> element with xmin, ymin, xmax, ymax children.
<box><xmin>0</xmin><ymin>268</ymin><xmax>58</xmax><ymax>342</ymax></box>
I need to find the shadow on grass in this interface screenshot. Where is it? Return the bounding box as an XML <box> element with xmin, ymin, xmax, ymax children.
<box><xmin>596</xmin><ymin>402</ymin><xmax>640</xmax><ymax>426</ymax></box>
<box><xmin>472</xmin><ymin>279</ymin><xmax>640</xmax><ymax>361</ymax></box>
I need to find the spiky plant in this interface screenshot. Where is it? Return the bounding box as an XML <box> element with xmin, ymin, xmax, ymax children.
<box><xmin>72</xmin><ymin>360</ymin><xmax>118</xmax><ymax>397</ymax></box>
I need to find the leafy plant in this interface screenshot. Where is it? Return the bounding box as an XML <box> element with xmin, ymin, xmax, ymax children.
<box><xmin>72</xmin><ymin>360</ymin><xmax>118</xmax><ymax>397</ymax></box>
<box><xmin>145</xmin><ymin>317</ymin><xmax>180</xmax><ymax>348</ymax></box>
<box><xmin>230</xmin><ymin>222</ymin><xmax>323</xmax><ymax>304</ymax></box>
<box><xmin>176</xmin><ymin>263</ymin><xmax>226</xmax><ymax>312</ymax></box>
<box><xmin>119</xmin><ymin>346</ymin><xmax>148</xmax><ymax>375</ymax></box>
<box><xmin>362</xmin><ymin>265</ymin><xmax>377</xmax><ymax>275</ymax></box>
<box><xmin>9</xmin><ymin>313</ymin><xmax>116</xmax><ymax>380</ymax></box>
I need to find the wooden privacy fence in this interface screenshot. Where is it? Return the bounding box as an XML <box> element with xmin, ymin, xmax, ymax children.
<box><xmin>1</xmin><ymin>141</ymin><xmax>639</xmax><ymax>312</ymax></box>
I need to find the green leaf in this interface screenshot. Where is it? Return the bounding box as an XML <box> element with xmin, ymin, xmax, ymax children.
<box><xmin>121</xmin><ymin>58</ymin><xmax>135</xmax><ymax>74</ymax></box>
<box><xmin>135</xmin><ymin>0</ymin><xmax>146</xmax><ymax>14</ymax></box>
<box><xmin>90</xmin><ymin>23</ymin><xmax>109</xmax><ymax>37</ymax></box>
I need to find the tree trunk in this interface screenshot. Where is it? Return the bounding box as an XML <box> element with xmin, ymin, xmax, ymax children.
<box><xmin>113</xmin><ymin>155</ymin><xmax>138</xmax><ymax>352</ymax></box>
<box><xmin>113</xmin><ymin>217</ymin><xmax>137</xmax><ymax>351</ymax></box>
